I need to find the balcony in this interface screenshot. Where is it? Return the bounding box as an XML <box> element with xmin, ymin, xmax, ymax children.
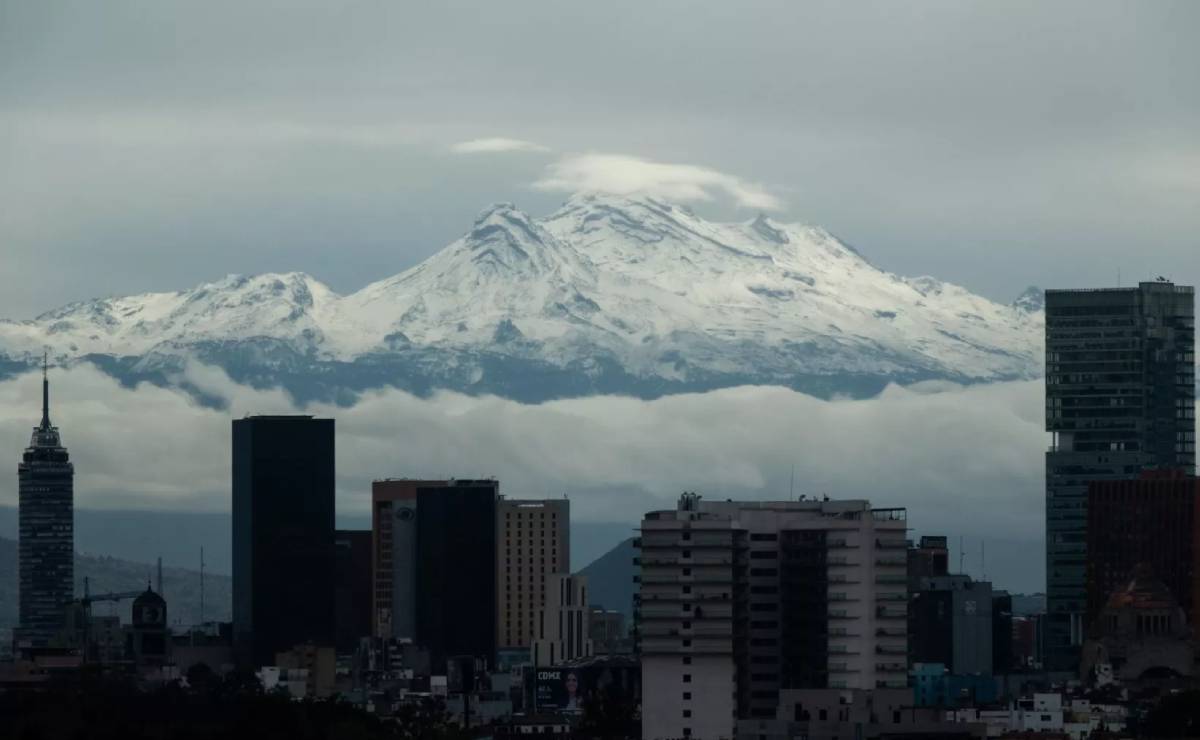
<box><xmin>875</xmin><ymin>575</ymin><xmax>907</xmax><ymax>585</ymax></box>
<box><xmin>875</xmin><ymin>645</ymin><xmax>907</xmax><ymax>655</ymax></box>
<box><xmin>828</xmin><ymin>610</ymin><xmax>859</xmax><ymax>620</ymax></box>
<box><xmin>875</xmin><ymin>557</ymin><xmax>906</xmax><ymax>568</ymax></box>
<box><xmin>875</xmin><ymin>539</ymin><xmax>907</xmax><ymax>550</ymax></box>
<box><xmin>875</xmin><ymin>663</ymin><xmax>907</xmax><ymax>673</ymax></box>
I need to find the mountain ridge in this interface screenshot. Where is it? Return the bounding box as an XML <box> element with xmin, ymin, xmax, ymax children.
<box><xmin>0</xmin><ymin>193</ymin><xmax>1044</xmax><ymax>403</ymax></box>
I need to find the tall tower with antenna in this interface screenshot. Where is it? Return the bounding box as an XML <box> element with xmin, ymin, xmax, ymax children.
<box><xmin>16</xmin><ymin>353</ymin><xmax>75</xmax><ymax>650</ymax></box>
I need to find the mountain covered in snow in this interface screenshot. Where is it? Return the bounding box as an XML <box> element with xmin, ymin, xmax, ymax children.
<box><xmin>0</xmin><ymin>194</ymin><xmax>1044</xmax><ymax>403</ymax></box>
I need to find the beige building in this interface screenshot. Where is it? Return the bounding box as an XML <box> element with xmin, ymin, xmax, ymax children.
<box><xmin>533</xmin><ymin>573</ymin><xmax>593</xmax><ymax>666</ymax></box>
<box><xmin>497</xmin><ymin>498</ymin><xmax>570</xmax><ymax>650</ymax></box>
<box><xmin>637</xmin><ymin>493</ymin><xmax>909</xmax><ymax>740</ymax></box>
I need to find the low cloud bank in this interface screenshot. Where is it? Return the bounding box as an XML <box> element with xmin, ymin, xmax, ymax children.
<box><xmin>0</xmin><ymin>364</ymin><xmax>1046</xmax><ymax>589</ymax></box>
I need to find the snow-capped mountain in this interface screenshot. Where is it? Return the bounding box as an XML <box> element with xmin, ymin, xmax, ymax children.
<box><xmin>0</xmin><ymin>194</ymin><xmax>1044</xmax><ymax>403</ymax></box>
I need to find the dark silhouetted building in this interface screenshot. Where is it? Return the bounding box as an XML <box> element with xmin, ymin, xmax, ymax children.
<box><xmin>992</xmin><ymin>590</ymin><xmax>1013</xmax><ymax>674</ymax></box>
<box><xmin>1044</xmin><ymin>281</ymin><xmax>1195</xmax><ymax>670</ymax></box>
<box><xmin>372</xmin><ymin>479</ymin><xmax>442</xmax><ymax>640</ymax></box>
<box><xmin>908</xmin><ymin>535</ymin><xmax>949</xmax><ymax>591</ymax></box>
<box><xmin>335</xmin><ymin>529</ymin><xmax>372</xmax><ymax>653</ymax></box>
<box><xmin>910</xmin><ymin>575</ymin><xmax>993</xmax><ymax>676</ymax></box>
<box><xmin>415</xmin><ymin>480</ymin><xmax>498</xmax><ymax>671</ymax></box>
<box><xmin>17</xmin><ymin>362</ymin><xmax>74</xmax><ymax>650</ymax></box>
<box><xmin>1085</xmin><ymin>472</ymin><xmax>1200</xmax><ymax>633</ymax></box>
<box><xmin>232</xmin><ymin>415</ymin><xmax>335</xmax><ymax>667</ymax></box>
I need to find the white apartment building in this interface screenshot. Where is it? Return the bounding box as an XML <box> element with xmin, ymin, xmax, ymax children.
<box><xmin>637</xmin><ymin>493</ymin><xmax>908</xmax><ymax>740</ymax></box>
<box><xmin>532</xmin><ymin>573</ymin><xmax>594</xmax><ymax>666</ymax></box>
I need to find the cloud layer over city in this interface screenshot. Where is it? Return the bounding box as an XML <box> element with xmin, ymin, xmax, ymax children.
<box><xmin>0</xmin><ymin>366</ymin><xmax>1046</xmax><ymax>589</ymax></box>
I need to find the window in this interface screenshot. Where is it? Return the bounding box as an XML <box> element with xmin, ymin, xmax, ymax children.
<box><xmin>682</xmin><ymin>691</ymin><xmax>692</xmax><ymax>700</ymax></box>
<box><xmin>682</xmin><ymin>710</ymin><xmax>692</xmax><ymax>718</ymax></box>
<box><xmin>819</xmin><ymin>709</ymin><xmax>827</xmax><ymax>720</ymax></box>
<box><xmin>683</xmin><ymin>674</ymin><xmax>692</xmax><ymax>683</ymax></box>
<box><xmin>682</xmin><ymin>657</ymin><xmax>692</xmax><ymax>665</ymax></box>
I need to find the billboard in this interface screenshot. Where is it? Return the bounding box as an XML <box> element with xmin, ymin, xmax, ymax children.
<box><xmin>534</xmin><ymin>668</ymin><xmax>588</xmax><ymax>712</ymax></box>
<box><xmin>535</xmin><ymin>662</ymin><xmax>643</xmax><ymax>714</ymax></box>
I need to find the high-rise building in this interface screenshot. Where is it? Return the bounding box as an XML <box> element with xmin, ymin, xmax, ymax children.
<box><xmin>1085</xmin><ymin>472</ymin><xmax>1200</xmax><ymax>632</ymax></box>
<box><xmin>909</xmin><ymin>575</ymin><xmax>994</xmax><ymax>676</ymax></box>
<box><xmin>232</xmin><ymin>415</ymin><xmax>336</xmax><ymax>667</ymax></box>
<box><xmin>636</xmin><ymin>494</ymin><xmax>908</xmax><ymax>740</ymax></box>
<box><xmin>532</xmin><ymin>573</ymin><xmax>593</xmax><ymax>666</ymax></box>
<box><xmin>415</xmin><ymin>480</ymin><xmax>498</xmax><ymax>671</ymax></box>
<box><xmin>1044</xmin><ymin>281</ymin><xmax>1195</xmax><ymax>670</ymax></box>
<box><xmin>17</xmin><ymin>362</ymin><xmax>74</xmax><ymax>649</ymax></box>
<box><xmin>371</xmin><ymin>479</ymin><xmax>430</xmax><ymax>640</ymax></box>
<box><xmin>335</xmin><ymin>529</ymin><xmax>372</xmax><ymax>654</ymax></box>
<box><xmin>371</xmin><ymin>478</ymin><xmax>500</xmax><ymax>669</ymax></box>
<box><xmin>497</xmin><ymin>498</ymin><xmax>569</xmax><ymax>651</ymax></box>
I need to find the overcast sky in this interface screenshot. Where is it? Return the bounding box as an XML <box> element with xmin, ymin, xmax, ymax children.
<box><xmin>1</xmin><ymin>0</ymin><xmax>1197</xmax><ymax>317</ymax></box>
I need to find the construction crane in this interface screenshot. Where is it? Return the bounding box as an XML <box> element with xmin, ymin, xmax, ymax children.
<box><xmin>67</xmin><ymin>577</ymin><xmax>146</xmax><ymax>661</ymax></box>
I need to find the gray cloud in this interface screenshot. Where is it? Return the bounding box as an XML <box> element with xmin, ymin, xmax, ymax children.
<box><xmin>533</xmin><ymin>153</ymin><xmax>783</xmax><ymax>210</ymax></box>
<box><xmin>451</xmin><ymin>137</ymin><xmax>550</xmax><ymax>154</ymax></box>
<box><xmin>1</xmin><ymin>1</ymin><xmax>1198</xmax><ymax>317</ymax></box>
<box><xmin>0</xmin><ymin>365</ymin><xmax>1046</xmax><ymax>590</ymax></box>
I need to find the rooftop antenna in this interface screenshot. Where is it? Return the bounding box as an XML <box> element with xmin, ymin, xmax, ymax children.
<box><xmin>156</xmin><ymin>556</ymin><xmax>162</xmax><ymax>595</ymax></box>
<box><xmin>959</xmin><ymin>536</ymin><xmax>965</xmax><ymax>575</ymax></box>
<box><xmin>200</xmin><ymin>547</ymin><xmax>206</xmax><ymax>625</ymax></box>
<box><xmin>789</xmin><ymin>464</ymin><xmax>795</xmax><ymax>501</ymax></box>
<box><xmin>40</xmin><ymin>350</ymin><xmax>50</xmax><ymax>428</ymax></box>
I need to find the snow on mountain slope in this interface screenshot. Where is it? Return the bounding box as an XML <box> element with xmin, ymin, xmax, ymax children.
<box><xmin>0</xmin><ymin>194</ymin><xmax>1044</xmax><ymax>402</ymax></box>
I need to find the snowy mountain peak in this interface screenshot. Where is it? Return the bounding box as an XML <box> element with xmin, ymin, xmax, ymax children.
<box><xmin>0</xmin><ymin>195</ymin><xmax>1046</xmax><ymax>403</ymax></box>
<box><xmin>1012</xmin><ymin>286</ymin><xmax>1045</xmax><ymax>313</ymax></box>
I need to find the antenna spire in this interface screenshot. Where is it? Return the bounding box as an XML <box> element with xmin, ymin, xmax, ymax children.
<box><xmin>40</xmin><ymin>351</ymin><xmax>51</xmax><ymax>429</ymax></box>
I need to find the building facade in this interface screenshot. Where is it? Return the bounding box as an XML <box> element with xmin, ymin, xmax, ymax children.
<box><xmin>232</xmin><ymin>415</ymin><xmax>336</xmax><ymax>667</ymax></box>
<box><xmin>17</xmin><ymin>364</ymin><xmax>74</xmax><ymax>649</ymax></box>
<box><xmin>335</xmin><ymin>529</ymin><xmax>372</xmax><ymax>653</ymax></box>
<box><xmin>1085</xmin><ymin>472</ymin><xmax>1200</xmax><ymax>632</ymax></box>
<box><xmin>497</xmin><ymin>498</ymin><xmax>570</xmax><ymax>651</ymax></box>
<box><xmin>371</xmin><ymin>479</ymin><xmax>433</xmax><ymax>640</ymax></box>
<box><xmin>532</xmin><ymin>573</ymin><xmax>593</xmax><ymax>666</ymax></box>
<box><xmin>636</xmin><ymin>494</ymin><xmax>909</xmax><ymax>740</ymax></box>
<box><xmin>1044</xmin><ymin>281</ymin><xmax>1195</xmax><ymax>670</ymax></box>
<box><xmin>909</xmin><ymin>575</ymin><xmax>994</xmax><ymax>676</ymax></box>
<box><xmin>415</xmin><ymin>480</ymin><xmax>499</xmax><ymax>670</ymax></box>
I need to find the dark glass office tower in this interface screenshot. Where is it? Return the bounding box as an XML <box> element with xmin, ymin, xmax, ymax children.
<box><xmin>1044</xmin><ymin>281</ymin><xmax>1195</xmax><ymax>671</ymax></box>
<box><xmin>17</xmin><ymin>364</ymin><xmax>74</xmax><ymax>648</ymax></box>
<box><xmin>415</xmin><ymin>480</ymin><xmax>498</xmax><ymax>671</ymax></box>
<box><xmin>232</xmin><ymin>415</ymin><xmax>335</xmax><ymax>667</ymax></box>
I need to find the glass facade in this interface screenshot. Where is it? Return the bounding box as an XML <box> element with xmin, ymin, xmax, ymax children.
<box><xmin>1044</xmin><ymin>282</ymin><xmax>1195</xmax><ymax>670</ymax></box>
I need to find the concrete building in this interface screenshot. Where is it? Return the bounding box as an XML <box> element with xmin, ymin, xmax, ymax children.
<box><xmin>371</xmin><ymin>479</ymin><xmax>430</xmax><ymax>640</ymax></box>
<box><xmin>232</xmin><ymin>415</ymin><xmax>336</xmax><ymax>667</ymax></box>
<box><xmin>16</xmin><ymin>362</ymin><xmax>74</xmax><ymax>650</ymax></box>
<box><xmin>636</xmin><ymin>493</ymin><xmax>909</xmax><ymax>740</ymax></box>
<box><xmin>497</xmin><ymin>498</ymin><xmax>569</xmax><ymax>651</ymax></box>
<box><xmin>589</xmin><ymin>608</ymin><xmax>629</xmax><ymax>655</ymax></box>
<box><xmin>532</xmin><ymin>574</ymin><xmax>592</xmax><ymax>666</ymax></box>
<box><xmin>1085</xmin><ymin>472</ymin><xmax>1200</xmax><ymax>632</ymax></box>
<box><xmin>910</xmin><ymin>575</ymin><xmax>994</xmax><ymax>676</ymax></box>
<box><xmin>1044</xmin><ymin>281</ymin><xmax>1195</xmax><ymax>671</ymax></box>
<box><xmin>371</xmin><ymin>478</ymin><xmax>499</xmax><ymax>670</ymax></box>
